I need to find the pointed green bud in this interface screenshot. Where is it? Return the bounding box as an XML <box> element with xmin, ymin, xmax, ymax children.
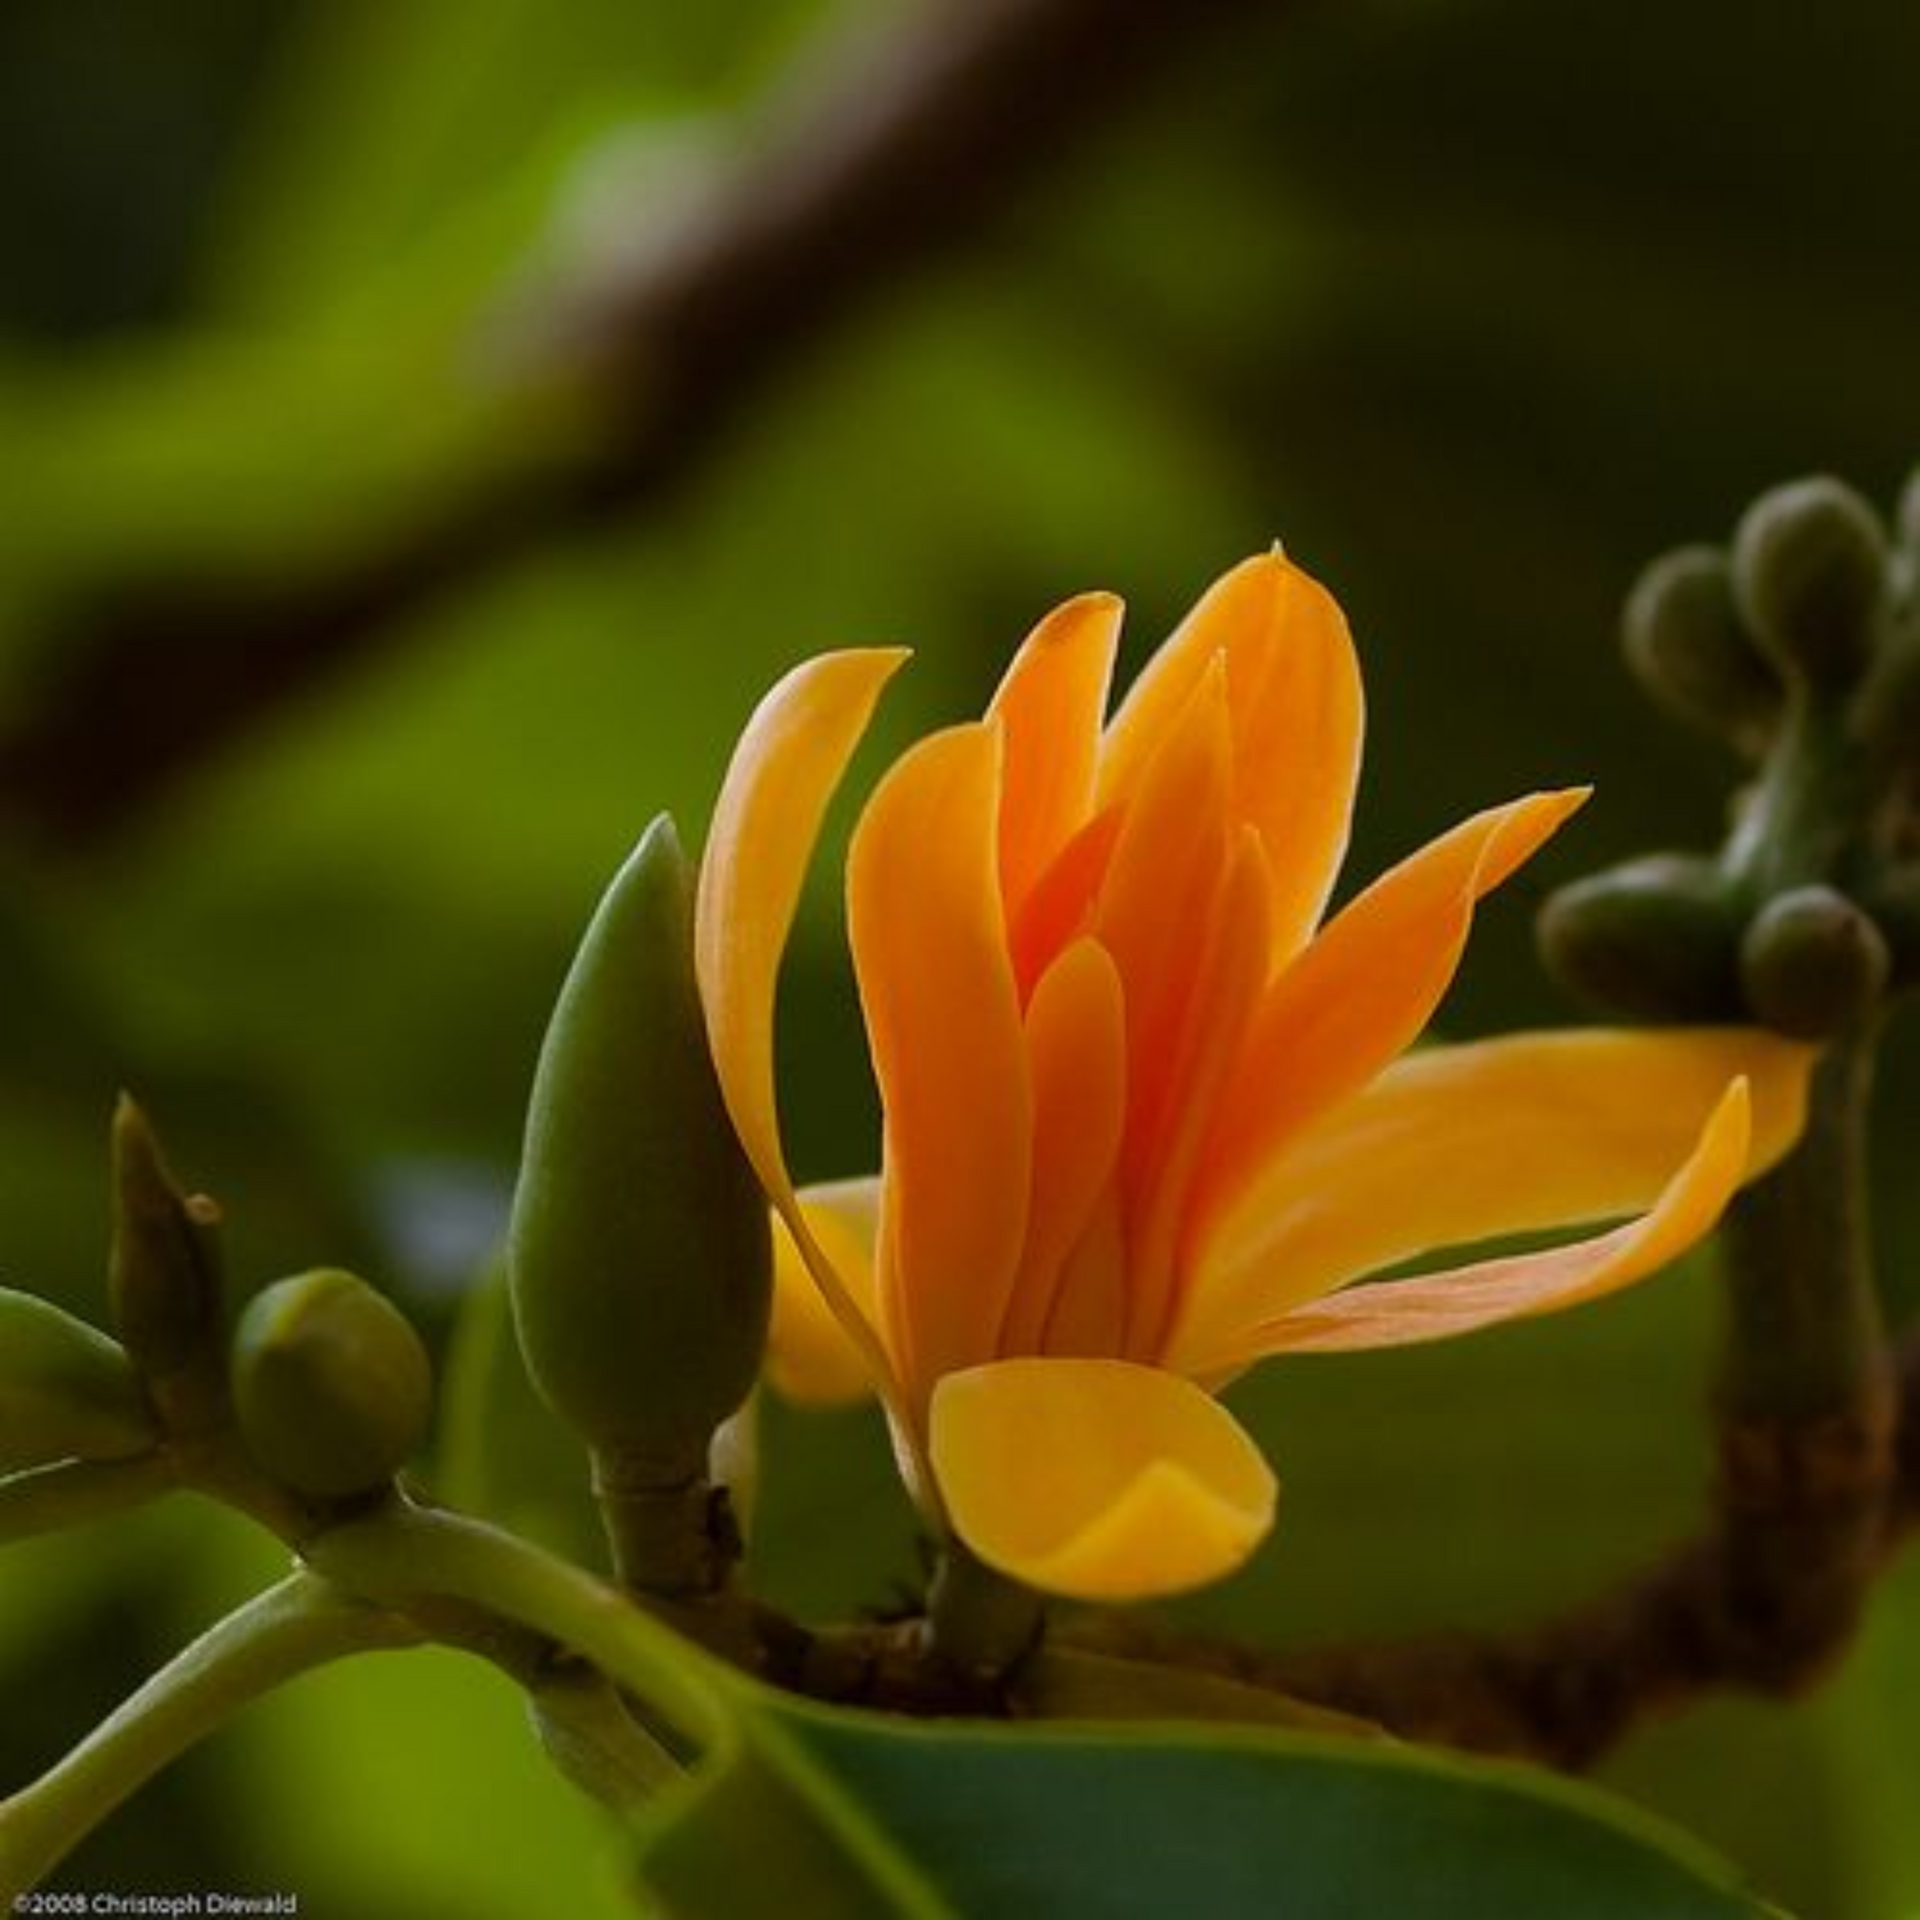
<box><xmin>1732</xmin><ymin>476</ymin><xmax>1888</xmax><ymax>691</ymax></box>
<box><xmin>1</xmin><ymin>1287</ymin><xmax>155</xmax><ymax>1473</ymax></box>
<box><xmin>1623</xmin><ymin>546</ymin><xmax>1782</xmax><ymax>754</ymax></box>
<box><xmin>509</xmin><ymin>815</ymin><xmax>771</xmax><ymax>1472</ymax></box>
<box><xmin>1739</xmin><ymin>884</ymin><xmax>1890</xmax><ymax>1038</ymax></box>
<box><xmin>231</xmin><ymin>1269</ymin><xmax>432</xmax><ymax>1498</ymax></box>
<box><xmin>1537</xmin><ymin>854</ymin><xmax>1743</xmax><ymax>1021</ymax></box>
<box><xmin>110</xmin><ymin>1096</ymin><xmax>225</xmax><ymax>1379</ymax></box>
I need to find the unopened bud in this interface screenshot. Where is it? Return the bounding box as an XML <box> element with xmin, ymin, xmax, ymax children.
<box><xmin>1732</xmin><ymin>476</ymin><xmax>1888</xmax><ymax>691</ymax></box>
<box><xmin>1</xmin><ymin>1288</ymin><xmax>155</xmax><ymax>1473</ymax></box>
<box><xmin>509</xmin><ymin>815</ymin><xmax>771</xmax><ymax>1473</ymax></box>
<box><xmin>1537</xmin><ymin>855</ymin><xmax>1742</xmax><ymax>1021</ymax></box>
<box><xmin>109</xmin><ymin>1097</ymin><xmax>224</xmax><ymax>1379</ymax></box>
<box><xmin>1739</xmin><ymin>884</ymin><xmax>1890</xmax><ymax>1038</ymax></box>
<box><xmin>1623</xmin><ymin>547</ymin><xmax>1781</xmax><ymax>753</ymax></box>
<box><xmin>231</xmin><ymin>1269</ymin><xmax>431</xmax><ymax>1497</ymax></box>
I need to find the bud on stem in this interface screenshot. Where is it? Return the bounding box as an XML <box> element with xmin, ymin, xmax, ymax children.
<box><xmin>109</xmin><ymin>1098</ymin><xmax>227</xmax><ymax>1430</ymax></box>
<box><xmin>231</xmin><ymin>1269</ymin><xmax>432</xmax><ymax>1499</ymax></box>
<box><xmin>509</xmin><ymin>815</ymin><xmax>772</xmax><ymax>1594</ymax></box>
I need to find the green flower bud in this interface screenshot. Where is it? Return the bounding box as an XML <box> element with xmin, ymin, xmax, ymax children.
<box><xmin>1</xmin><ymin>1287</ymin><xmax>155</xmax><ymax>1473</ymax></box>
<box><xmin>1732</xmin><ymin>476</ymin><xmax>1888</xmax><ymax>691</ymax></box>
<box><xmin>1739</xmin><ymin>884</ymin><xmax>1891</xmax><ymax>1038</ymax></box>
<box><xmin>1623</xmin><ymin>546</ymin><xmax>1782</xmax><ymax>754</ymax></box>
<box><xmin>231</xmin><ymin>1269</ymin><xmax>432</xmax><ymax>1497</ymax></box>
<box><xmin>1537</xmin><ymin>854</ymin><xmax>1743</xmax><ymax>1021</ymax></box>
<box><xmin>110</xmin><ymin>1096</ymin><xmax>225</xmax><ymax>1379</ymax></box>
<box><xmin>509</xmin><ymin>815</ymin><xmax>771</xmax><ymax>1473</ymax></box>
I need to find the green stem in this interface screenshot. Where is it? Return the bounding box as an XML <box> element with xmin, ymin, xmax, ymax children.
<box><xmin>0</xmin><ymin>1574</ymin><xmax>416</xmax><ymax>1899</ymax></box>
<box><xmin>1717</xmin><ymin>1031</ymin><xmax>1889</xmax><ymax>1423</ymax></box>
<box><xmin>591</xmin><ymin>1444</ymin><xmax>739</xmax><ymax>1601</ymax></box>
<box><xmin>0</xmin><ymin>1452</ymin><xmax>178</xmax><ymax>1546</ymax></box>
<box><xmin>923</xmin><ymin>1539</ymin><xmax>1045</xmax><ymax>1681</ymax></box>
<box><xmin>1722</xmin><ymin>700</ymin><xmax>1877</xmax><ymax>900</ymax></box>
<box><xmin>305</xmin><ymin>1499</ymin><xmax>731</xmax><ymax>1750</ymax></box>
<box><xmin>1710</xmin><ymin>1024</ymin><xmax>1896</xmax><ymax>1678</ymax></box>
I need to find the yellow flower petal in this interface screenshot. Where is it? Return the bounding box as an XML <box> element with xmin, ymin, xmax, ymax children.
<box><xmin>988</xmin><ymin>593</ymin><xmax>1122</xmax><ymax>925</ymax></box>
<box><xmin>849</xmin><ymin>723</ymin><xmax>1033</xmax><ymax>1413</ymax></box>
<box><xmin>693</xmin><ymin>647</ymin><xmax>908</xmax><ymax>1410</ymax></box>
<box><xmin>999</xmin><ymin>937</ymin><xmax>1128</xmax><ymax>1357</ymax></box>
<box><xmin>1097</xmin><ymin>551</ymin><xmax>1363</xmax><ymax>961</ymax></box>
<box><xmin>929</xmin><ymin>1357</ymin><xmax>1278</xmax><ymax>1600</ymax></box>
<box><xmin>1198</xmin><ymin>788</ymin><xmax>1589</xmax><ymax>1223</ymax></box>
<box><xmin>1223</xmin><ymin>1076</ymin><xmax>1754</xmax><ymax>1361</ymax></box>
<box><xmin>766</xmin><ymin>1180</ymin><xmax>882</xmax><ymax>1407</ymax></box>
<box><xmin>1179</xmin><ymin>1026</ymin><xmax>1815</xmax><ymax>1362</ymax></box>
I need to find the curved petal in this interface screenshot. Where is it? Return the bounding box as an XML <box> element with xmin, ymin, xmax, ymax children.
<box><xmin>1097</xmin><ymin>551</ymin><xmax>1363</xmax><ymax>962</ymax></box>
<box><xmin>1216</xmin><ymin>1077</ymin><xmax>1753</xmax><ymax>1364</ymax></box>
<box><xmin>849</xmin><ymin>723</ymin><xmax>1033</xmax><ymax>1412</ymax></box>
<box><xmin>988</xmin><ymin>593</ymin><xmax>1122</xmax><ymax>924</ymax></box>
<box><xmin>1008</xmin><ymin>804</ymin><xmax>1124</xmax><ymax>998</ymax></box>
<box><xmin>930</xmin><ymin>1358</ymin><xmax>1277</xmax><ymax>1600</ymax></box>
<box><xmin>766</xmin><ymin>1179</ymin><xmax>882</xmax><ymax>1407</ymax></box>
<box><xmin>1197</xmin><ymin>788</ymin><xmax>1589</xmax><ymax>1223</ymax></box>
<box><xmin>694</xmin><ymin>648</ymin><xmax>909</xmax><ymax>1411</ymax></box>
<box><xmin>1092</xmin><ymin>661</ymin><xmax>1246</xmax><ymax>1355</ymax></box>
<box><xmin>1175</xmin><ymin>1026</ymin><xmax>1814</xmax><ymax>1365</ymax></box>
<box><xmin>999</xmin><ymin>937</ymin><xmax>1128</xmax><ymax>1357</ymax></box>
<box><xmin>1128</xmin><ymin>828</ymin><xmax>1272</xmax><ymax>1365</ymax></box>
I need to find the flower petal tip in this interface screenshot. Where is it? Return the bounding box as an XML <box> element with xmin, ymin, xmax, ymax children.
<box><xmin>929</xmin><ymin>1359</ymin><xmax>1277</xmax><ymax>1602</ymax></box>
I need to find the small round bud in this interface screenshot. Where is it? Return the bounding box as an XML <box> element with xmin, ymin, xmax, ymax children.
<box><xmin>1537</xmin><ymin>855</ymin><xmax>1742</xmax><ymax>1021</ymax></box>
<box><xmin>1739</xmin><ymin>884</ymin><xmax>1891</xmax><ymax>1038</ymax></box>
<box><xmin>0</xmin><ymin>1288</ymin><xmax>155</xmax><ymax>1472</ymax></box>
<box><xmin>1732</xmin><ymin>476</ymin><xmax>1888</xmax><ymax>690</ymax></box>
<box><xmin>232</xmin><ymin>1269</ymin><xmax>432</xmax><ymax>1498</ymax></box>
<box><xmin>1623</xmin><ymin>547</ymin><xmax>1781</xmax><ymax>753</ymax></box>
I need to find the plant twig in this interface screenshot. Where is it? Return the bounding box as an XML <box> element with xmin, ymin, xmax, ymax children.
<box><xmin>0</xmin><ymin>0</ymin><xmax>1254</xmax><ymax>854</ymax></box>
<box><xmin>0</xmin><ymin>1574</ymin><xmax>417</xmax><ymax>1899</ymax></box>
<box><xmin>0</xmin><ymin>1454</ymin><xmax>179</xmax><ymax>1546</ymax></box>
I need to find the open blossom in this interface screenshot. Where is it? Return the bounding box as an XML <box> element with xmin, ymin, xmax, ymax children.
<box><xmin>693</xmin><ymin>554</ymin><xmax>1813</xmax><ymax>1603</ymax></box>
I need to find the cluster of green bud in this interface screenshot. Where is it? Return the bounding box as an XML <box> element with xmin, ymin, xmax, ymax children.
<box><xmin>1542</xmin><ymin>468</ymin><xmax>1920</xmax><ymax>1038</ymax></box>
<box><xmin>1</xmin><ymin>1096</ymin><xmax>435</xmax><ymax>1513</ymax></box>
<box><xmin>508</xmin><ymin>814</ymin><xmax>770</xmax><ymax>1591</ymax></box>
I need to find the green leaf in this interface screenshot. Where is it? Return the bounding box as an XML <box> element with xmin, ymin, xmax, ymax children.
<box><xmin>636</xmin><ymin>1682</ymin><xmax>1774</xmax><ymax>1920</ymax></box>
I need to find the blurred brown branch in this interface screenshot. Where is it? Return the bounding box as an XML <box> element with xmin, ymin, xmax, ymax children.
<box><xmin>0</xmin><ymin>0</ymin><xmax>1251</xmax><ymax>854</ymax></box>
<box><xmin>1069</xmin><ymin>1294</ymin><xmax>1917</xmax><ymax>1771</ymax></box>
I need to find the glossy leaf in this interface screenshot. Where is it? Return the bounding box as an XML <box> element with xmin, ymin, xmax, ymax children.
<box><xmin>635</xmin><ymin>1684</ymin><xmax>1771</xmax><ymax>1920</ymax></box>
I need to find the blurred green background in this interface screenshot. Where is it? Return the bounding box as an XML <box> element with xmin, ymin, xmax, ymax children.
<box><xmin>2</xmin><ymin>0</ymin><xmax>1916</xmax><ymax>1913</ymax></box>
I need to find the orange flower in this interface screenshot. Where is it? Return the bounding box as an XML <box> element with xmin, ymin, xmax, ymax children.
<box><xmin>694</xmin><ymin>555</ymin><xmax>1813</xmax><ymax>1602</ymax></box>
